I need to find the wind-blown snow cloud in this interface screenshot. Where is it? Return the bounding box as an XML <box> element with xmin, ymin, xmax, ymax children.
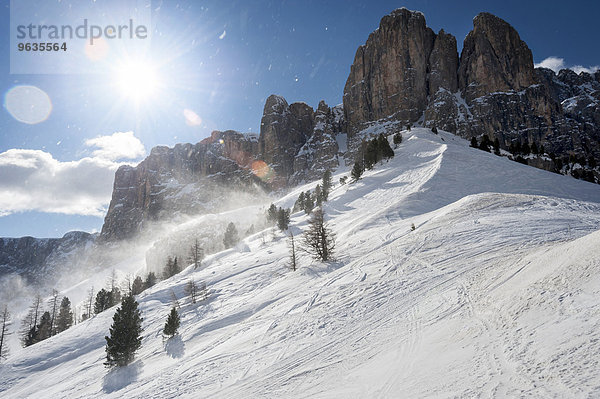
<box><xmin>535</xmin><ymin>56</ymin><xmax>599</xmax><ymax>74</ymax></box>
<box><xmin>0</xmin><ymin>132</ymin><xmax>145</xmax><ymax>217</ymax></box>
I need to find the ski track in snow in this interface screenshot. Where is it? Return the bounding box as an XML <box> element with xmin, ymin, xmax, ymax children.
<box><xmin>2</xmin><ymin>128</ymin><xmax>600</xmax><ymax>398</ymax></box>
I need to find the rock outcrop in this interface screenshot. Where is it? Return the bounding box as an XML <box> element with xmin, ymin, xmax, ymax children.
<box><xmin>344</xmin><ymin>8</ymin><xmax>599</xmax><ymax>180</ymax></box>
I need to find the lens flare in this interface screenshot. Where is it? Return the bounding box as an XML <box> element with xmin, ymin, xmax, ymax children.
<box><xmin>251</xmin><ymin>160</ymin><xmax>274</xmax><ymax>182</ymax></box>
<box><xmin>183</xmin><ymin>109</ymin><xmax>202</xmax><ymax>126</ymax></box>
<box><xmin>4</xmin><ymin>85</ymin><xmax>52</xmax><ymax>124</ymax></box>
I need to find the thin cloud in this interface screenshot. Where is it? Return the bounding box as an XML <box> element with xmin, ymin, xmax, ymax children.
<box><xmin>0</xmin><ymin>132</ymin><xmax>146</xmax><ymax>217</ymax></box>
<box><xmin>84</xmin><ymin>131</ymin><xmax>146</xmax><ymax>161</ymax></box>
<box><xmin>535</xmin><ymin>56</ymin><xmax>599</xmax><ymax>74</ymax></box>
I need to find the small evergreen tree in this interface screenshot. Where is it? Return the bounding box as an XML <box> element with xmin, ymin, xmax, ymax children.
<box><xmin>314</xmin><ymin>185</ymin><xmax>323</xmax><ymax>206</ymax></box>
<box><xmin>393</xmin><ymin>132</ymin><xmax>403</xmax><ymax>148</ymax></box>
<box><xmin>364</xmin><ymin>139</ymin><xmax>378</xmax><ymax>169</ymax></box>
<box><xmin>293</xmin><ymin>192</ymin><xmax>306</xmax><ymax>213</ymax></box>
<box><xmin>479</xmin><ymin>135</ymin><xmax>491</xmax><ymax>152</ymax></box>
<box><xmin>378</xmin><ymin>134</ymin><xmax>395</xmax><ymax>160</ymax></box>
<box><xmin>288</xmin><ymin>232</ymin><xmax>298</xmax><ymax>272</ymax></box>
<box><xmin>302</xmin><ymin>208</ymin><xmax>335</xmax><ymax>262</ymax></box>
<box><xmin>470</xmin><ymin>137</ymin><xmax>478</xmax><ymax>148</ymax></box>
<box><xmin>303</xmin><ymin>192</ymin><xmax>315</xmax><ymax>215</ymax></box>
<box><xmin>55</xmin><ymin>297</ymin><xmax>73</xmax><ymax>334</ymax></box>
<box><xmin>104</xmin><ymin>295</ymin><xmax>143</xmax><ymax>368</ymax></box>
<box><xmin>189</xmin><ymin>238</ymin><xmax>204</xmax><ymax>269</ymax></box>
<box><xmin>21</xmin><ymin>295</ymin><xmax>42</xmax><ymax>347</ymax></box>
<box><xmin>266</xmin><ymin>204</ymin><xmax>278</xmax><ymax>225</ymax></box>
<box><xmin>277</xmin><ymin>207</ymin><xmax>291</xmax><ymax>231</ymax></box>
<box><xmin>35</xmin><ymin>311</ymin><xmax>52</xmax><ymax>343</ymax></box>
<box><xmin>163</xmin><ymin>307</ymin><xmax>180</xmax><ymax>338</ymax></box>
<box><xmin>0</xmin><ymin>305</ymin><xmax>10</xmax><ymax>361</ymax></box>
<box><xmin>144</xmin><ymin>272</ymin><xmax>157</xmax><ymax>289</ymax></box>
<box><xmin>223</xmin><ymin>222</ymin><xmax>240</xmax><ymax>249</ymax></box>
<box><xmin>94</xmin><ymin>289</ymin><xmax>113</xmax><ymax>314</ymax></box>
<box><xmin>131</xmin><ymin>276</ymin><xmax>144</xmax><ymax>296</ymax></box>
<box><xmin>163</xmin><ymin>256</ymin><xmax>181</xmax><ymax>279</ymax></box>
<box><xmin>321</xmin><ymin>170</ymin><xmax>333</xmax><ymax>201</ymax></box>
<box><xmin>431</xmin><ymin>126</ymin><xmax>438</xmax><ymax>134</ymax></box>
<box><xmin>351</xmin><ymin>161</ymin><xmax>363</xmax><ymax>182</ymax></box>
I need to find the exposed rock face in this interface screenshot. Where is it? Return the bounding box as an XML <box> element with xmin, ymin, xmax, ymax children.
<box><xmin>100</xmin><ymin>130</ymin><xmax>265</xmax><ymax>240</ymax></box>
<box><xmin>343</xmin><ymin>8</ymin><xmax>435</xmax><ymax>135</ymax></box>
<box><xmin>101</xmin><ymin>97</ymin><xmax>345</xmax><ymax>240</ymax></box>
<box><xmin>428</xmin><ymin>29</ymin><xmax>458</xmax><ymax>95</ymax></box>
<box><xmin>0</xmin><ymin>231</ymin><xmax>94</xmax><ymax>284</ymax></box>
<box><xmin>458</xmin><ymin>13</ymin><xmax>535</xmax><ymax>101</ymax></box>
<box><xmin>344</xmin><ymin>8</ymin><xmax>599</xmax><ymax>180</ymax></box>
<box><xmin>258</xmin><ymin>95</ymin><xmax>315</xmax><ymax>186</ymax></box>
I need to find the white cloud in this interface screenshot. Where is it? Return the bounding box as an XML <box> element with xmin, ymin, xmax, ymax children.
<box><xmin>0</xmin><ymin>132</ymin><xmax>146</xmax><ymax>217</ymax></box>
<box><xmin>535</xmin><ymin>56</ymin><xmax>599</xmax><ymax>74</ymax></box>
<box><xmin>84</xmin><ymin>131</ymin><xmax>146</xmax><ymax>161</ymax></box>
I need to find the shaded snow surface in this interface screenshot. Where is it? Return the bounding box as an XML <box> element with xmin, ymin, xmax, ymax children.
<box><xmin>2</xmin><ymin>128</ymin><xmax>600</xmax><ymax>398</ymax></box>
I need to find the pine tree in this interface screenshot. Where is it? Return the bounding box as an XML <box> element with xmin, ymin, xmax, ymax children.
<box><xmin>0</xmin><ymin>305</ymin><xmax>10</xmax><ymax>361</ymax></box>
<box><xmin>277</xmin><ymin>207</ymin><xmax>291</xmax><ymax>231</ymax></box>
<box><xmin>303</xmin><ymin>192</ymin><xmax>315</xmax><ymax>215</ymax></box>
<box><xmin>302</xmin><ymin>208</ymin><xmax>335</xmax><ymax>262</ymax></box>
<box><xmin>131</xmin><ymin>276</ymin><xmax>144</xmax><ymax>296</ymax></box>
<box><xmin>351</xmin><ymin>161</ymin><xmax>363</xmax><ymax>182</ymax></box>
<box><xmin>144</xmin><ymin>272</ymin><xmax>157</xmax><ymax>289</ymax></box>
<box><xmin>431</xmin><ymin>126</ymin><xmax>438</xmax><ymax>134</ymax></box>
<box><xmin>163</xmin><ymin>256</ymin><xmax>181</xmax><ymax>279</ymax></box>
<box><xmin>288</xmin><ymin>231</ymin><xmax>298</xmax><ymax>271</ymax></box>
<box><xmin>321</xmin><ymin>170</ymin><xmax>333</xmax><ymax>201</ymax></box>
<box><xmin>293</xmin><ymin>192</ymin><xmax>305</xmax><ymax>213</ymax></box>
<box><xmin>104</xmin><ymin>295</ymin><xmax>143</xmax><ymax>368</ymax></box>
<box><xmin>35</xmin><ymin>311</ymin><xmax>52</xmax><ymax>342</ymax></box>
<box><xmin>223</xmin><ymin>222</ymin><xmax>239</xmax><ymax>249</ymax></box>
<box><xmin>479</xmin><ymin>135</ymin><xmax>491</xmax><ymax>152</ymax></box>
<box><xmin>378</xmin><ymin>134</ymin><xmax>395</xmax><ymax>160</ymax></box>
<box><xmin>364</xmin><ymin>139</ymin><xmax>378</xmax><ymax>169</ymax></box>
<box><xmin>94</xmin><ymin>289</ymin><xmax>113</xmax><ymax>314</ymax></box>
<box><xmin>314</xmin><ymin>185</ymin><xmax>323</xmax><ymax>206</ymax></box>
<box><xmin>470</xmin><ymin>137</ymin><xmax>478</xmax><ymax>148</ymax></box>
<box><xmin>55</xmin><ymin>297</ymin><xmax>73</xmax><ymax>334</ymax></box>
<box><xmin>163</xmin><ymin>307</ymin><xmax>180</xmax><ymax>338</ymax></box>
<box><xmin>393</xmin><ymin>132</ymin><xmax>403</xmax><ymax>148</ymax></box>
<box><xmin>266</xmin><ymin>204</ymin><xmax>278</xmax><ymax>225</ymax></box>
<box><xmin>189</xmin><ymin>238</ymin><xmax>204</xmax><ymax>269</ymax></box>
<box><xmin>493</xmin><ymin>138</ymin><xmax>501</xmax><ymax>155</ymax></box>
<box><xmin>47</xmin><ymin>290</ymin><xmax>60</xmax><ymax>336</ymax></box>
<box><xmin>21</xmin><ymin>295</ymin><xmax>42</xmax><ymax>347</ymax></box>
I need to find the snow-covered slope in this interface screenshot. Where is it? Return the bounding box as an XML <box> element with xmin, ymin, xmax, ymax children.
<box><xmin>2</xmin><ymin>128</ymin><xmax>600</xmax><ymax>398</ymax></box>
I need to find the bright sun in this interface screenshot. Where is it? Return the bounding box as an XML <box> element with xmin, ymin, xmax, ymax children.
<box><xmin>116</xmin><ymin>61</ymin><xmax>159</xmax><ymax>102</ymax></box>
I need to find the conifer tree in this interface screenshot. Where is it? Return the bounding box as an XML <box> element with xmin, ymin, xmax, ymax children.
<box><xmin>163</xmin><ymin>256</ymin><xmax>181</xmax><ymax>279</ymax></box>
<box><xmin>48</xmin><ymin>290</ymin><xmax>60</xmax><ymax>336</ymax></box>
<box><xmin>55</xmin><ymin>297</ymin><xmax>73</xmax><ymax>334</ymax></box>
<box><xmin>94</xmin><ymin>289</ymin><xmax>112</xmax><ymax>314</ymax></box>
<box><xmin>303</xmin><ymin>192</ymin><xmax>315</xmax><ymax>215</ymax></box>
<box><xmin>144</xmin><ymin>272</ymin><xmax>157</xmax><ymax>289</ymax></box>
<box><xmin>131</xmin><ymin>276</ymin><xmax>144</xmax><ymax>296</ymax></box>
<box><xmin>302</xmin><ymin>208</ymin><xmax>335</xmax><ymax>262</ymax></box>
<box><xmin>470</xmin><ymin>137</ymin><xmax>478</xmax><ymax>148</ymax></box>
<box><xmin>189</xmin><ymin>238</ymin><xmax>205</xmax><ymax>269</ymax></box>
<box><xmin>21</xmin><ymin>295</ymin><xmax>42</xmax><ymax>347</ymax></box>
<box><xmin>321</xmin><ymin>170</ymin><xmax>333</xmax><ymax>201</ymax></box>
<box><xmin>364</xmin><ymin>139</ymin><xmax>378</xmax><ymax>169</ymax></box>
<box><xmin>36</xmin><ymin>311</ymin><xmax>52</xmax><ymax>342</ymax></box>
<box><xmin>315</xmin><ymin>185</ymin><xmax>323</xmax><ymax>206</ymax></box>
<box><xmin>378</xmin><ymin>133</ymin><xmax>395</xmax><ymax>160</ymax></box>
<box><xmin>393</xmin><ymin>132</ymin><xmax>403</xmax><ymax>148</ymax></box>
<box><xmin>266</xmin><ymin>204</ymin><xmax>278</xmax><ymax>225</ymax></box>
<box><xmin>0</xmin><ymin>305</ymin><xmax>10</xmax><ymax>361</ymax></box>
<box><xmin>351</xmin><ymin>161</ymin><xmax>363</xmax><ymax>182</ymax></box>
<box><xmin>277</xmin><ymin>207</ymin><xmax>291</xmax><ymax>231</ymax></box>
<box><xmin>104</xmin><ymin>295</ymin><xmax>143</xmax><ymax>367</ymax></box>
<box><xmin>293</xmin><ymin>192</ymin><xmax>305</xmax><ymax>212</ymax></box>
<box><xmin>163</xmin><ymin>307</ymin><xmax>180</xmax><ymax>338</ymax></box>
<box><xmin>288</xmin><ymin>232</ymin><xmax>298</xmax><ymax>271</ymax></box>
<box><xmin>223</xmin><ymin>222</ymin><xmax>239</xmax><ymax>249</ymax></box>
<box><xmin>493</xmin><ymin>138</ymin><xmax>501</xmax><ymax>155</ymax></box>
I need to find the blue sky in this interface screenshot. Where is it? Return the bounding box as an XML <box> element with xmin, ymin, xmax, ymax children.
<box><xmin>0</xmin><ymin>0</ymin><xmax>598</xmax><ymax>238</ymax></box>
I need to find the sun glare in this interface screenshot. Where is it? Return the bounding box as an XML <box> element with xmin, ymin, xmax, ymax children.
<box><xmin>116</xmin><ymin>61</ymin><xmax>160</xmax><ymax>102</ymax></box>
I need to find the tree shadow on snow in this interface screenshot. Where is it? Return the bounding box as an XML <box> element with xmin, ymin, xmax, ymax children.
<box><xmin>102</xmin><ymin>360</ymin><xmax>143</xmax><ymax>394</ymax></box>
<box><xmin>165</xmin><ymin>334</ymin><xmax>185</xmax><ymax>358</ymax></box>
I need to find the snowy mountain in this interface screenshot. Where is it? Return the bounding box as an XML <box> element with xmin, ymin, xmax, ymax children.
<box><xmin>2</xmin><ymin>128</ymin><xmax>600</xmax><ymax>398</ymax></box>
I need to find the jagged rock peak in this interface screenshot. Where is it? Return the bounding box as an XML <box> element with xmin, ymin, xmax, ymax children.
<box><xmin>263</xmin><ymin>94</ymin><xmax>289</xmax><ymax>115</ymax></box>
<box><xmin>459</xmin><ymin>12</ymin><xmax>535</xmax><ymax>101</ymax></box>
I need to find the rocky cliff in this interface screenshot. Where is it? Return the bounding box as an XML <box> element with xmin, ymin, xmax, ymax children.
<box><xmin>100</xmin><ymin>98</ymin><xmax>345</xmax><ymax>241</ymax></box>
<box><xmin>344</xmin><ymin>8</ymin><xmax>600</xmax><ymax>180</ymax></box>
